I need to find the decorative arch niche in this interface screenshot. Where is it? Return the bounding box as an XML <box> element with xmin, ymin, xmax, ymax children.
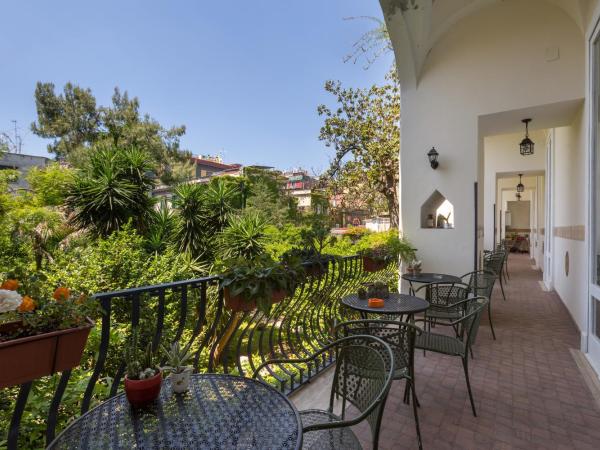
<box><xmin>420</xmin><ymin>190</ymin><xmax>455</xmax><ymax>229</ymax></box>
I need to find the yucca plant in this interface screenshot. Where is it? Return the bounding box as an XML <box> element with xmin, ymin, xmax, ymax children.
<box><xmin>171</xmin><ymin>183</ymin><xmax>208</xmax><ymax>258</ymax></box>
<box><xmin>218</xmin><ymin>212</ymin><xmax>268</xmax><ymax>260</ymax></box>
<box><xmin>66</xmin><ymin>145</ymin><xmax>156</xmax><ymax>237</ymax></box>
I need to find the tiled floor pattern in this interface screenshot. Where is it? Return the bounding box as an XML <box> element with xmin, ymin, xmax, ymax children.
<box><xmin>350</xmin><ymin>254</ymin><xmax>600</xmax><ymax>449</ymax></box>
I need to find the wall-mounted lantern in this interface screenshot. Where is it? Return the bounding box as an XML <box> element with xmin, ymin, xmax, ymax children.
<box><xmin>520</xmin><ymin>118</ymin><xmax>534</xmax><ymax>156</ymax></box>
<box><xmin>516</xmin><ymin>174</ymin><xmax>524</xmax><ymax>193</ymax></box>
<box><xmin>427</xmin><ymin>147</ymin><xmax>439</xmax><ymax>169</ymax></box>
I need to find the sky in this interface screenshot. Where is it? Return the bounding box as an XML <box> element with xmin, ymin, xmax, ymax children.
<box><xmin>0</xmin><ymin>0</ymin><xmax>393</xmax><ymax>174</ymax></box>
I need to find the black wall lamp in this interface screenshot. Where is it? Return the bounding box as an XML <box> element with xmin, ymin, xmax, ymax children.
<box><xmin>427</xmin><ymin>147</ymin><xmax>439</xmax><ymax>169</ymax></box>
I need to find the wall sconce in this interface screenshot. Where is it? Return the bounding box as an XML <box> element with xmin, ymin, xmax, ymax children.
<box><xmin>427</xmin><ymin>147</ymin><xmax>439</xmax><ymax>169</ymax></box>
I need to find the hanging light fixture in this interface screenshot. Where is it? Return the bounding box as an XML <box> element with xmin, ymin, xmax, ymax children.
<box><xmin>516</xmin><ymin>174</ymin><xmax>524</xmax><ymax>193</ymax></box>
<box><xmin>520</xmin><ymin>118</ymin><xmax>534</xmax><ymax>156</ymax></box>
<box><xmin>516</xmin><ymin>192</ymin><xmax>522</xmax><ymax>201</ymax></box>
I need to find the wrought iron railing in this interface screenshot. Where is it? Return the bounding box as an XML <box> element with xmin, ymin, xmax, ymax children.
<box><xmin>1</xmin><ymin>255</ymin><xmax>398</xmax><ymax>450</ymax></box>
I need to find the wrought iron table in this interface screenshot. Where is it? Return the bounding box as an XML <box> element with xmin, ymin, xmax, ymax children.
<box><xmin>47</xmin><ymin>373</ymin><xmax>302</xmax><ymax>450</ymax></box>
<box><xmin>341</xmin><ymin>292</ymin><xmax>429</xmax><ymax>318</ymax></box>
<box><xmin>402</xmin><ymin>272</ymin><xmax>462</xmax><ymax>295</ymax></box>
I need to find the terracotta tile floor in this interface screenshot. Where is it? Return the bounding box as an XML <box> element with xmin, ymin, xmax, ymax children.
<box><xmin>355</xmin><ymin>254</ymin><xmax>600</xmax><ymax>449</ymax></box>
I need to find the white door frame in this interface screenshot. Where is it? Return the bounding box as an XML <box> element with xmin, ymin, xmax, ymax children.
<box><xmin>543</xmin><ymin>131</ymin><xmax>554</xmax><ymax>290</ymax></box>
<box><xmin>587</xmin><ymin>20</ymin><xmax>600</xmax><ymax>370</ymax></box>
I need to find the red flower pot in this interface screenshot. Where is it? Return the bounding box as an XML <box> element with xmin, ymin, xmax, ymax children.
<box><xmin>363</xmin><ymin>256</ymin><xmax>386</xmax><ymax>273</ymax></box>
<box><xmin>124</xmin><ymin>371</ymin><xmax>162</xmax><ymax>407</ymax></box>
<box><xmin>271</xmin><ymin>289</ymin><xmax>287</xmax><ymax>303</ymax></box>
<box><xmin>224</xmin><ymin>289</ymin><xmax>257</xmax><ymax>312</ymax></box>
<box><xmin>0</xmin><ymin>318</ymin><xmax>94</xmax><ymax>389</ymax></box>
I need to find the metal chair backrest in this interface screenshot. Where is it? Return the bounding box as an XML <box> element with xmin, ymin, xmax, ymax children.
<box><xmin>455</xmin><ymin>296</ymin><xmax>489</xmax><ymax>349</ymax></box>
<box><xmin>483</xmin><ymin>251</ymin><xmax>504</xmax><ymax>276</ymax></box>
<box><xmin>334</xmin><ymin>320</ymin><xmax>420</xmax><ymax>377</ymax></box>
<box><xmin>414</xmin><ymin>281</ymin><xmax>470</xmax><ymax>309</ymax></box>
<box><xmin>461</xmin><ymin>270</ymin><xmax>496</xmax><ymax>298</ymax></box>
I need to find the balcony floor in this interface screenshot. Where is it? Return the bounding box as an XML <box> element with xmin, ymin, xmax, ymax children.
<box><xmin>291</xmin><ymin>253</ymin><xmax>600</xmax><ymax>449</ymax></box>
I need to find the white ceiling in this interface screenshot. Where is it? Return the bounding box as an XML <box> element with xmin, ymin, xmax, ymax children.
<box><xmin>478</xmin><ymin>98</ymin><xmax>583</xmax><ymax>137</ymax></box>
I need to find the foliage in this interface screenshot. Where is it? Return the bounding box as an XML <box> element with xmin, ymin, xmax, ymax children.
<box><xmin>354</xmin><ymin>229</ymin><xmax>415</xmax><ymax>262</ymax></box>
<box><xmin>0</xmin><ymin>283</ymin><xmax>98</xmax><ymax>339</ymax></box>
<box><xmin>125</xmin><ymin>328</ymin><xmax>159</xmax><ymax>380</ymax></box>
<box><xmin>219</xmin><ymin>255</ymin><xmax>297</xmax><ymax>314</ymax></box>
<box><xmin>171</xmin><ymin>183</ymin><xmax>207</xmax><ymax>258</ymax></box>
<box><xmin>318</xmin><ymin>70</ymin><xmax>400</xmax><ymax>227</ymax></box>
<box><xmin>218</xmin><ymin>212</ymin><xmax>268</xmax><ymax>261</ymax></box>
<box><xmin>344</xmin><ymin>16</ymin><xmax>392</xmax><ymax>69</ymax></box>
<box><xmin>65</xmin><ymin>145</ymin><xmax>156</xmax><ymax>237</ymax></box>
<box><xmin>161</xmin><ymin>341</ymin><xmax>193</xmax><ymax>374</ymax></box>
<box><xmin>26</xmin><ymin>163</ymin><xmax>74</xmax><ymax>207</ymax></box>
<box><xmin>31</xmin><ymin>83</ymin><xmax>189</xmax><ymax>183</ymax></box>
<box><xmin>299</xmin><ymin>215</ymin><xmax>336</xmax><ymax>259</ymax></box>
<box><xmin>245</xmin><ymin>180</ymin><xmax>295</xmax><ymax>227</ymax></box>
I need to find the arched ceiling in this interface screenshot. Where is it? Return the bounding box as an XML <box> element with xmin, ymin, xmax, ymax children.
<box><xmin>380</xmin><ymin>0</ymin><xmax>592</xmax><ymax>84</ymax></box>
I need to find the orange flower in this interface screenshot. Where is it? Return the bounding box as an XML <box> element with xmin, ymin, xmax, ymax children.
<box><xmin>18</xmin><ymin>296</ymin><xmax>36</xmax><ymax>313</ymax></box>
<box><xmin>53</xmin><ymin>287</ymin><xmax>71</xmax><ymax>302</ymax></box>
<box><xmin>1</xmin><ymin>279</ymin><xmax>19</xmax><ymax>291</ymax></box>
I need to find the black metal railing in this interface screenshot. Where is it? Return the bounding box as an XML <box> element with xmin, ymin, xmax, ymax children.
<box><xmin>1</xmin><ymin>255</ymin><xmax>398</xmax><ymax>450</ymax></box>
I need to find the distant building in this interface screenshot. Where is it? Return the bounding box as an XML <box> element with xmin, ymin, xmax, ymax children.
<box><xmin>0</xmin><ymin>152</ymin><xmax>50</xmax><ymax>190</ymax></box>
<box><xmin>283</xmin><ymin>169</ymin><xmax>317</xmax><ymax>212</ymax></box>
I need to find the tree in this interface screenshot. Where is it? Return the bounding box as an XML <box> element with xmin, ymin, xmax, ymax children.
<box><xmin>318</xmin><ymin>70</ymin><xmax>400</xmax><ymax>227</ymax></box>
<box><xmin>344</xmin><ymin>16</ymin><xmax>393</xmax><ymax>69</ymax></box>
<box><xmin>65</xmin><ymin>145</ymin><xmax>156</xmax><ymax>237</ymax></box>
<box><xmin>31</xmin><ymin>83</ymin><xmax>190</xmax><ymax>183</ymax></box>
<box><xmin>245</xmin><ymin>180</ymin><xmax>295</xmax><ymax>228</ymax></box>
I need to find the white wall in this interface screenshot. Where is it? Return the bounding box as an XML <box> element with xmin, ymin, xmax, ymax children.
<box><xmin>552</xmin><ymin>106</ymin><xmax>587</xmax><ymax>331</ymax></box>
<box><xmin>390</xmin><ymin>0</ymin><xmax>584</xmax><ymax>275</ymax></box>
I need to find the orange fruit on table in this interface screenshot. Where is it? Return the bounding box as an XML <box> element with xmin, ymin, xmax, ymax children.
<box><xmin>1</xmin><ymin>279</ymin><xmax>19</xmax><ymax>291</ymax></box>
<box><xmin>368</xmin><ymin>298</ymin><xmax>385</xmax><ymax>308</ymax></box>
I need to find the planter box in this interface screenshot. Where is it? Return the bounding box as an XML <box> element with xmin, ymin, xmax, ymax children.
<box><xmin>271</xmin><ymin>289</ymin><xmax>287</xmax><ymax>304</ymax></box>
<box><xmin>363</xmin><ymin>256</ymin><xmax>386</xmax><ymax>273</ymax></box>
<box><xmin>224</xmin><ymin>289</ymin><xmax>257</xmax><ymax>312</ymax></box>
<box><xmin>0</xmin><ymin>318</ymin><xmax>94</xmax><ymax>388</ymax></box>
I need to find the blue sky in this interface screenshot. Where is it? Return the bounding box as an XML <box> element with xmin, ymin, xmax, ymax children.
<box><xmin>0</xmin><ymin>0</ymin><xmax>393</xmax><ymax>173</ymax></box>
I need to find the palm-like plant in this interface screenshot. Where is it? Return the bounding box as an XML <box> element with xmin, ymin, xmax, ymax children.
<box><xmin>146</xmin><ymin>199</ymin><xmax>175</xmax><ymax>253</ymax></box>
<box><xmin>66</xmin><ymin>145</ymin><xmax>156</xmax><ymax>236</ymax></box>
<box><xmin>218</xmin><ymin>212</ymin><xmax>268</xmax><ymax>260</ymax></box>
<box><xmin>171</xmin><ymin>183</ymin><xmax>207</xmax><ymax>258</ymax></box>
<box><xmin>203</xmin><ymin>178</ymin><xmax>241</xmax><ymax>233</ymax></box>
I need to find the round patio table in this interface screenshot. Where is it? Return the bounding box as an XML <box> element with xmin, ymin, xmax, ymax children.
<box><xmin>341</xmin><ymin>292</ymin><xmax>429</xmax><ymax>318</ymax></box>
<box><xmin>402</xmin><ymin>272</ymin><xmax>462</xmax><ymax>295</ymax></box>
<box><xmin>47</xmin><ymin>373</ymin><xmax>302</xmax><ymax>450</ymax></box>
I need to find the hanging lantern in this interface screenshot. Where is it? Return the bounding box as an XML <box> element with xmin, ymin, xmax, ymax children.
<box><xmin>516</xmin><ymin>174</ymin><xmax>524</xmax><ymax>193</ymax></box>
<box><xmin>516</xmin><ymin>192</ymin><xmax>522</xmax><ymax>201</ymax></box>
<box><xmin>519</xmin><ymin>119</ymin><xmax>534</xmax><ymax>156</ymax></box>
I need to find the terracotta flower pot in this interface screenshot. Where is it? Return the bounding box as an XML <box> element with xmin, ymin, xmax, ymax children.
<box><xmin>0</xmin><ymin>318</ymin><xmax>94</xmax><ymax>389</ymax></box>
<box><xmin>224</xmin><ymin>288</ymin><xmax>257</xmax><ymax>312</ymax></box>
<box><xmin>363</xmin><ymin>256</ymin><xmax>386</xmax><ymax>273</ymax></box>
<box><xmin>124</xmin><ymin>371</ymin><xmax>162</xmax><ymax>407</ymax></box>
<box><xmin>271</xmin><ymin>289</ymin><xmax>287</xmax><ymax>304</ymax></box>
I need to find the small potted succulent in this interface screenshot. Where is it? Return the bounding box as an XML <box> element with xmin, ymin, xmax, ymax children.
<box><xmin>365</xmin><ymin>281</ymin><xmax>390</xmax><ymax>299</ymax></box>
<box><xmin>406</xmin><ymin>260</ymin><xmax>423</xmax><ymax>275</ymax></box>
<box><xmin>357</xmin><ymin>287</ymin><xmax>368</xmax><ymax>300</ymax></box>
<box><xmin>0</xmin><ymin>280</ymin><xmax>96</xmax><ymax>388</ymax></box>
<box><xmin>220</xmin><ymin>255</ymin><xmax>294</xmax><ymax>314</ymax></box>
<box><xmin>161</xmin><ymin>340</ymin><xmax>193</xmax><ymax>394</ymax></box>
<box><xmin>124</xmin><ymin>330</ymin><xmax>162</xmax><ymax>407</ymax></box>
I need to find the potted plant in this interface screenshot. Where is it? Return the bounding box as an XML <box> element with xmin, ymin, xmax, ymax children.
<box><xmin>124</xmin><ymin>330</ymin><xmax>162</xmax><ymax>407</ymax></box>
<box><xmin>161</xmin><ymin>340</ymin><xmax>193</xmax><ymax>394</ymax></box>
<box><xmin>289</xmin><ymin>215</ymin><xmax>336</xmax><ymax>276</ymax></box>
<box><xmin>361</xmin><ymin>246</ymin><xmax>389</xmax><ymax>272</ymax></box>
<box><xmin>220</xmin><ymin>255</ymin><xmax>294</xmax><ymax>314</ymax></box>
<box><xmin>357</xmin><ymin>230</ymin><xmax>417</xmax><ymax>273</ymax></box>
<box><xmin>406</xmin><ymin>260</ymin><xmax>423</xmax><ymax>275</ymax></box>
<box><xmin>0</xmin><ymin>280</ymin><xmax>96</xmax><ymax>389</ymax></box>
<box><xmin>364</xmin><ymin>281</ymin><xmax>390</xmax><ymax>299</ymax></box>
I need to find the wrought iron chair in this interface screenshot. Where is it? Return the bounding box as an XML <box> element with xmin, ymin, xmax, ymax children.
<box><xmin>483</xmin><ymin>251</ymin><xmax>506</xmax><ymax>300</ymax></box>
<box><xmin>253</xmin><ymin>335</ymin><xmax>395</xmax><ymax>450</ymax></box>
<box><xmin>461</xmin><ymin>270</ymin><xmax>497</xmax><ymax>340</ymax></box>
<box><xmin>415</xmin><ymin>296</ymin><xmax>489</xmax><ymax>417</ymax></box>
<box><xmin>414</xmin><ymin>281</ymin><xmax>470</xmax><ymax>325</ymax></box>
<box><xmin>334</xmin><ymin>320</ymin><xmax>423</xmax><ymax>450</ymax></box>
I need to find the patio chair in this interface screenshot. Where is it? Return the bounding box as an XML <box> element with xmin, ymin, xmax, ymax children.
<box><xmin>414</xmin><ymin>281</ymin><xmax>470</xmax><ymax>326</ymax></box>
<box><xmin>461</xmin><ymin>270</ymin><xmax>497</xmax><ymax>340</ymax></box>
<box><xmin>415</xmin><ymin>296</ymin><xmax>489</xmax><ymax>417</ymax></box>
<box><xmin>334</xmin><ymin>319</ymin><xmax>423</xmax><ymax>449</ymax></box>
<box><xmin>483</xmin><ymin>251</ymin><xmax>506</xmax><ymax>300</ymax></box>
<box><xmin>253</xmin><ymin>335</ymin><xmax>395</xmax><ymax>450</ymax></box>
